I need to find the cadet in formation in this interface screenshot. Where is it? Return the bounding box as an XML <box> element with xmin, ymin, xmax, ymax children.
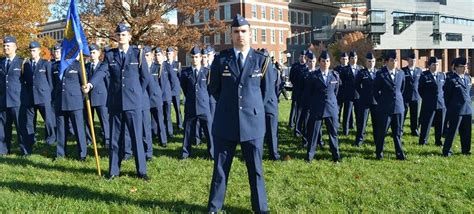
<box><xmin>340</xmin><ymin>50</ymin><xmax>362</xmax><ymax>136</ymax></box>
<box><xmin>442</xmin><ymin>57</ymin><xmax>472</xmax><ymax>156</ymax></box>
<box><xmin>22</xmin><ymin>41</ymin><xmax>56</xmax><ymax>154</ymax></box>
<box><xmin>207</xmin><ymin>14</ymin><xmax>273</xmax><ymax>213</ymax></box>
<box><xmin>373</xmin><ymin>51</ymin><xmax>406</xmax><ymax>160</ymax></box>
<box><xmin>401</xmin><ymin>52</ymin><xmax>422</xmax><ymax>136</ymax></box>
<box><xmin>353</xmin><ymin>52</ymin><xmax>378</xmax><ymax>147</ymax></box>
<box><xmin>84</xmin><ymin>44</ymin><xmax>110</xmax><ymax>148</ymax></box>
<box><xmin>148</xmin><ymin>47</ymin><xmax>168</xmax><ymax>148</ymax></box>
<box><xmin>418</xmin><ymin>57</ymin><xmax>445</xmax><ymax>146</ymax></box>
<box><xmin>305</xmin><ymin>51</ymin><xmax>341</xmax><ymax>162</ymax></box>
<box><xmin>164</xmin><ymin>47</ymin><xmax>183</xmax><ymax>134</ymax></box>
<box><xmin>180</xmin><ymin>46</ymin><xmax>214</xmax><ymax>160</ymax></box>
<box><xmin>333</xmin><ymin>52</ymin><xmax>348</xmax><ymax>122</ymax></box>
<box><xmin>0</xmin><ymin>36</ymin><xmax>26</xmax><ymax>155</ymax></box>
<box><xmin>83</xmin><ymin>23</ymin><xmax>150</xmax><ymax>180</ymax></box>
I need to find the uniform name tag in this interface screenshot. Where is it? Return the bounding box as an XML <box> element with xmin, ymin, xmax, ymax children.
<box><xmin>363</xmin><ymin>76</ymin><xmax>368</xmax><ymax>79</ymax></box>
<box><xmin>130</xmin><ymin>62</ymin><xmax>139</xmax><ymax>65</ymax></box>
<box><xmin>455</xmin><ymin>85</ymin><xmax>461</xmax><ymax>88</ymax></box>
<box><xmin>69</xmin><ymin>70</ymin><xmax>78</xmax><ymax>74</ymax></box>
<box><xmin>152</xmin><ymin>73</ymin><xmax>159</xmax><ymax>76</ymax></box>
<box><xmin>39</xmin><ymin>69</ymin><xmax>46</xmax><ymax>73</ymax></box>
<box><xmin>110</xmin><ymin>63</ymin><xmax>117</xmax><ymax>66</ymax></box>
<box><xmin>201</xmin><ymin>78</ymin><xmax>207</xmax><ymax>81</ymax></box>
<box><xmin>330</xmin><ymin>80</ymin><xmax>338</xmax><ymax>84</ymax></box>
<box><xmin>222</xmin><ymin>73</ymin><xmax>231</xmax><ymax>77</ymax></box>
<box><xmin>251</xmin><ymin>73</ymin><xmax>263</xmax><ymax>78</ymax></box>
<box><xmin>53</xmin><ymin>71</ymin><xmax>58</xmax><ymax>74</ymax></box>
<box><xmin>426</xmin><ymin>80</ymin><xmax>432</xmax><ymax>83</ymax></box>
<box><xmin>173</xmin><ymin>68</ymin><xmax>178</xmax><ymax>71</ymax></box>
<box><xmin>14</xmin><ymin>68</ymin><xmax>20</xmax><ymax>71</ymax></box>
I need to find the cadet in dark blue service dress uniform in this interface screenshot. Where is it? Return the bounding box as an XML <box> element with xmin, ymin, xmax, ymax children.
<box><xmin>0</xmin><ymin>36</ymin><xmax>27</xmax><ymax>155</ymax></box>
<box><xmin>373</xmin><ymin>51</ymin><xmax>406</xmax><ymax>160</ymax></box>
<box><xmin>84</xmin><ymin>44</ymin><xmax>110</xmax><ymax>148</ymax></box>
<box><xmin>401</xmin><ymin>52</ymin><xmax>422</xmax><ymax>136</ymax></box>
<box><xmin>333</xmin><ymin>52</ymin><xmax>349</xmax><ymax>122</ymax></box>
<box><xmin>340</xmin><ymin>50</ymin><xmax>363</xmax><ymax>135</ymax></box>
<box><xmin>149</xmin><ymin>48</ymin><xmax>167</xmax><ymax>147</ymax></box>
<box><xmin>418</xmin><ymin>57</ymin><xmax>446</xmax><ymax>146</ymax></box>
<box><xmin>180</xmin><ymin>46</ymin><xmax>214</xmax><ymax>159</ymax></box>
<box><xmin>54</xmin><ymin>59</ymin><xmax>87</xmax><ymax>161</ymax></box>
<box><xmin>21</xmin><ymin>41</ymin><xmax>56</xmax><ymax>154</ymax></box>
<box><xmin>164</xmin><ymin>47</ymin><xmax>183</xmax><ymax>132</ymax></box>
<box><xmin>288</xmin><ymin>51</ymin><xmax>306</xmax><ymax>130</ymax></box>
<box><xmin>305</xmin><ymin>51</ymin><xmax>341</xmax><ymax>162</ymax></box>
<box><xmin>83</xmin><ymin>24</ymin><xmax>150</xmax><ymax>180</ymax></box>
<box><xmin>442</xmin><ymin>57</ymin><xmax>472</xmax><ymax>156</ymax></box>
<box><xmin>159</xmin><ymin>48</ymin><xmax>174</xmax><ymax>137</ymax></box>
<box><xmin>207</xmin><ymin>15</ymin><xmax>274</xmax><ymax>213</ymax></box>
<box><xmin>353</xmin><ymin>53</ymin><xmax>378</xmax><ymax>146</ymax></box>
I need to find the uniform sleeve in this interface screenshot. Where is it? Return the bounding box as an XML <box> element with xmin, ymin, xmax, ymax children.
<box><xmin>373</xmin><ymin>72</ymin><xmax>382</xmax><ymax>102</ymax></box>
<box><xmin>354</xmin><ymin>72</ymin><xmax>363</xmax><ymax>94</ymax></box>
<box><xmin>90</xmin><ymin>56</ymin><xmax>109</xmax><ymax>87</ymax></box>
<box><xmin>209</xmin><ymin>57</ymin><xmax>221</xmax><ymax>101</ymax></box>
<box><xmin>139</xmin><ymin>50</ymin><xmax>151</xmax><ymax>90</ymax></box>
<box><xmin>261</xmin><ymin>59</ymin><xmax>276</xmax><ymax>103</ymax></box>
<box><xmin>418</xmin><ymin>75</ymin><xmax>425</xmax><ymax>99</ymax></box>
<box><xmin>443</xmin><ymin>78</ymin><xmax>454</xmax><ymax>105</ymax></box>
<box><xmin>46</xmin><ymin>61</ymin><xmax>53</xmax><ymax>92</ymax></box>
<box><xmin>180</xmin><ymin>70</ymin><xmax>188</xmax><ymax>97</ymax></box>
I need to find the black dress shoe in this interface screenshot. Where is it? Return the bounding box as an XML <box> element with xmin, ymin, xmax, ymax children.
<box><xmin>411</xmin><ymin>131</ymin><xmax>419</xmax><ymax>136</ymax></box>
<box><xmin>78</xmin><ymin>157</ymin><xmax>87</xmax><ymax>162</ymax></box>
<box><xmin>396</xmin><ymin>155</ymin><xmax>406</xmax><ymax>161</ymax></box>
<box><xmin>160</xmin><ymin>143</ymin><xmax>167</xmax><ymax>148</ymax></box>
<box><xmin>146</xmin><ymin>156</ymin><xmax>153</xmax><ymax>162</ymax></box>
<box><xmin>123</xmin><ymin>154</ymin><xmax>132</xmax><ymax>160</ymax></box>
<box><xmin>138</xmin><ymin>174</ymin><xmax>150</xmax><ymax>181</ymax></box>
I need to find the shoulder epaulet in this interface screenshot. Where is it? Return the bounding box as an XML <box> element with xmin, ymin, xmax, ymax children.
<box><xmin>254</xmin><ymin>49</ymin><xmax>269</xmax><ymax>57</ymax></box>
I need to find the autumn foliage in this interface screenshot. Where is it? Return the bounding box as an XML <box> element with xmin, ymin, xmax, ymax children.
<box><xmin>328</xmin><ymin>31</ymin><xmax>377</xmax><ymax>66</ymax></box>
<box><xmin>51</xmin><ymin>0</ymin><xmax>226</xmax><ymax>51</ymax></box>
<box><xmin>0</xmin><ymin>2</ymin><xmax>50</xmax><ymax>57</ymax></box>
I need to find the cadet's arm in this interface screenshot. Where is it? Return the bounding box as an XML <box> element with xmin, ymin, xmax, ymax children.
<box><xmin>208</xmin><ymin>58</ymin><xmax>221</xmax><ymax>101</ymax></box>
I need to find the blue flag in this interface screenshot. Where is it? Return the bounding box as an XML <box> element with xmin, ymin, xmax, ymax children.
<box><xmin>60</xmin><ymin>0</ymin><xmax>90</xmax><ymax>79</ymax></box>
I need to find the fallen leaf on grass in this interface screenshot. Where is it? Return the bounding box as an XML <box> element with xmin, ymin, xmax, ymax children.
<box><xmin>130</xmin><ymin>187</ymin><xmax>138</xmax><ymax>193</ymax></box>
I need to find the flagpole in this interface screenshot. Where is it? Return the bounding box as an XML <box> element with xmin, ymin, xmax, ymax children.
<box><xmin>79</xmin><ymin>49</ymin><xmax>101</xmax><ymax>176</ymax></box>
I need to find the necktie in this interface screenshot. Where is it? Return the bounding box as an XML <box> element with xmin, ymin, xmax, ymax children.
<box><xmin>91</xmin><ymin>63</ymin><xmax>95</xmax><ymax>74</ymax></box>
<box><xmin>194</xmin><ymin>68</ymin><xmax>198</xmax><ymax>79</ymax></box>
<box><xmin>391</xmin><ymin>72</ymin><xmax>395</xmax><ymax>81</ymax></box>
<box><xmin>32</xmin><ymin>61</ymin><xmax>36</xmax><ymax>71</ymax></box>
<box><xmin>238</xmin><ymin>52</ymin><xmax>244</xmax><ymax>72</ymax></box>
<box><xmin>121</xmin><ymin>51</ymin><xmax>125</xmax><ymax>64</ymax></box>
<box><xmin>6</xmin><ymin>59</ymin><xmax>11</xmax><ymax>71</ymax></box>
<box><xmin>434</xmin><ymin>73</ymin><xmax>437</xmax><ymax>81</ymax></box>
<box><xmin>322</xmin><ymin>72</ymin><xmax>327</xmax><ymax>84</ymax></box>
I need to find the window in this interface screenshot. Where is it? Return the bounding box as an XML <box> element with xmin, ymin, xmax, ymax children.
<box><xmin>288</xmin><ymin>31</ymin><xmax>292</xmax><ymax>44</ymax></box>
<box><xmin>291</xmin><ymin>11</ymin><xmax>296</xmax><ymax>24</ymax></box>
<box><xmin>446</xmin><ymin>33</ymin><xmax>462</xmax><ymax>41</ymax></box>
<box><xmin>298</xmin><ymin>12</ymin><xmax>303</xmax><ymax>25</ymax></box>
<box><xmin>252</xmin><ymin>28</ymin><xmax>258</xmax><ymax>43</ymax></box>
<box><xmin>371</xmin><ymin>34</ymin><xmax>381</xmax><ymax>45</ymax></box>
<box><xmin>301</xmin><ymin>32</ymin><xmax>305</xmax><ymax>45</ymax></box>
<box><xmin>224</xmin><ymin>5</ymin><xmax>231</xmax><ymax>20</ymax></box>
<box><xmin>304</xmin><ymin>13</ymin><xmax>310</xmax><ymax>25</ymax></box>
<box><xmin>214</xmin><ymin>33</ymin><xmax>220</xmax><ymax>45</ymax></box>
<box><xmin>261</xmin><ymin>6</ymin><xmax>266</xmax><ymax>19</ymax></box>
<box><xmin>225</xmin><ymin>27</ymin><xmax>231</xmax><ymax>44</ymax></box>
<box><xmin>252</xmin><ymin>4</ymin><xmax>257</xmax><ymax>18</ymax></box>
<box><xmin>270</xmin><ymin>8</ymin><xmax>274</xmax><ymax>20</ymax></box>
<box><xmin>204</xmin><ymin>9</ymin><xmax>209</xmax><ymax>22</ymax></box>
<box><xmin>204</xmin><ymin>36</ymin><xmax>210</xmax><ymax>45</ymax></box>
<box><xmin>294</xmin><ymin>32</ymin><xmax>299</xmax><ymax>45</ymax></box>
<box><xmin>279</xmin><ymin>51</ymin><xmax>284</xmax><ymax>64</ymax></box>
<box><xmin>214</xmin><ymin>7</ymin><xmax>220</xmax><ymax>20</ymax></box>
<box><xmin>271</xmin><ymin>30</ymin><xmax>275</xmax><ymax>44</ymax></box>
<box><xmin>278</xmin><ymin>9</ymin><xmax>283</xmax><ymax>21</ymax></box>
<box><xmin>279</xmin><ymin>30</ymin><xmax>283</xmax><ymax>44</ymax></box>
<box><xmin>270</xmin><ymin>51</ymin><xmax>275</xmax><ymax>58</ymax></box>
<box><xmin>261</xmin><ymin>29</ymin><xmax>266</xmax><ymax>43</ymax></box>
<box><xmin>369</xmin><ymin>10</ymin><xmax>385</xmax><ymax>23</ymax></box>
<box><xmin>194</xmin><ymin>11</ymin><xmax>200</xmax><ymax>23</ymax></box>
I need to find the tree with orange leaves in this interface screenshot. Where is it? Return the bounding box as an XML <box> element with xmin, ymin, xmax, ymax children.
<box><xmin>328</xmin><ymin>31</ymin><xmax>377</xmax><ymax>66</ymax></box>
<box><xmin>50</xmin><ymin>0</ymin><xmax>225</xmax><ymax>51</ymax></box>
<box><xmin>0</xmin><ymin>2</ymin><xmax>50</xmax><ymax>57</ymax></box>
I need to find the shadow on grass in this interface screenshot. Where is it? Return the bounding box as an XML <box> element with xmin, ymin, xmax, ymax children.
<box><xmin>0</xmin><ymin>180</ymin><xmax>249</xmax><ymax>212</ymax></box>
<box><xmin>0</xmin><ymin>156</ymin><xmax>98</xmax><ymax>175</ymax></box>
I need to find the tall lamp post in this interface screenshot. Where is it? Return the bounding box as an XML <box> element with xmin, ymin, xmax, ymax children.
<box><xmin>286</xmin><ymin>52</ymin><xmax>292</xmax><ymax>66</ymax></box>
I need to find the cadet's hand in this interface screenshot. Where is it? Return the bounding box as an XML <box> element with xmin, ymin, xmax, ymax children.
<box><xmin>82</xmin><ymin>83</ymin><xmax>92</xmax><ymax>93</ymax></box>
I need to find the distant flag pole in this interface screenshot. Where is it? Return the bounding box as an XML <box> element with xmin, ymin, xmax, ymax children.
<box><xmin>61</xmin><ymin>0</ymin><xmax>101</xmax><ymax>176</ymax></box>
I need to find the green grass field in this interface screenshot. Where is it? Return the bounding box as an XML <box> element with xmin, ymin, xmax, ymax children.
<box><xmin>0</xmin><ymin>99</ymin><xmax>473</xmax><ymax>212</ymax></box>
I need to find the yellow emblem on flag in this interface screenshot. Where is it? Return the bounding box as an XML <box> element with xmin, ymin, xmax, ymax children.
<box><xmin>64</xmin><ymin>19</ymin><xmax>74</xmax><ymax>40</ymax></box>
